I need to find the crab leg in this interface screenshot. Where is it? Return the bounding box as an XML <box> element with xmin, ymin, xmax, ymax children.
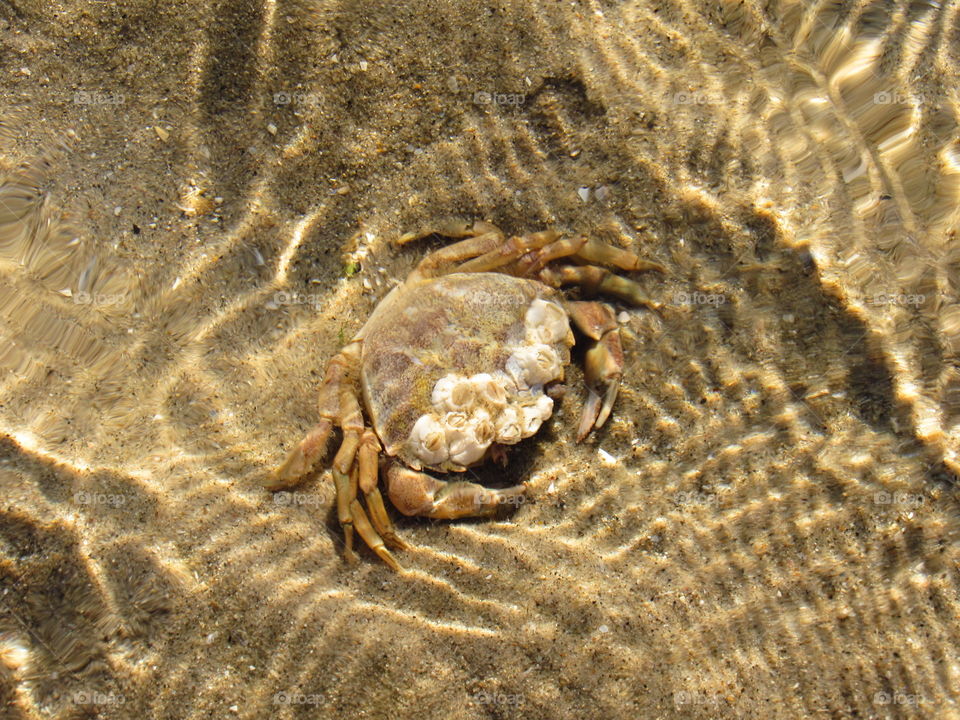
<box><xmin>574</xmin><ymin>239</ymin><xmax>666</xmax><ymax>273</ymax></box>
<box><xmin>266</xmin><ymin>344</ymin><xmax>357</xmax><ymax>490</ymax></box>
<box><xmin>540</xmin><ymin>264</ymin><xmax>661</xmax><ymax>311</ymax></box>
<box><xmin>398</xmin><ymin>219</ymin><xmax>490</xmax><ymax>245</ymax></box>
<box><xmin>358</xmin><ymin>429</ymin><xmax>408</xmax><ymax>551</ymax></box>
<box><xmin>454</xmin><ymin>230</ymin><xmax>559</xmax><ymax>274</ymax></box>
<box><xmin>331</xmin><ymin>370</ymin><xmax>365</xmax><ymax>562</ymax></box>
<box><xmin>566</xmin><ymin>302</ymin><xmax>626</xmax><ymax>441</ymax></box>
<box><xmin>349</xmin><ymin>499</ymin><xmax>402</xmax><ymax>571</ymax></box>
<box><xmin>509</xmin><ymin>235</ymin><xmax>587</xmax><ymax>276</ymax></box>
<box><xmin>411</xmin><ymin>222</ymin><xmax>505</xmax><ymax>279</ymax></box>
<box><xmin>385</xmin><ymin>461</ymin><xmax>527</xmax><ymax>520</ymax></box>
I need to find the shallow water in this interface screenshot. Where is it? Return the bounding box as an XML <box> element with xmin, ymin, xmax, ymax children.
<box><xmin>1</xmin><ymin>1</ymin><xmax>959</xmax><ymax>718</ymax></box>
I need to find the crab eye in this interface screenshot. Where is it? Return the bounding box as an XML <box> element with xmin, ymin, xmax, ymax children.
<box><xmin>408</xmin><ymin>414</ymin><xmax>448</xmax><ymax>464</ymax></box>
<box><xmin>432</xmin><ymin>374</ymin><xmax>475</xmax><ymax>412</ymax></box>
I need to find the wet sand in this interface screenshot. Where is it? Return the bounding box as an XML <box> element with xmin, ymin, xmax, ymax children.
<box><xmin>1</xmin><ymin>1</ymin><xmax>960</xmax><ymax>718</ymax></box>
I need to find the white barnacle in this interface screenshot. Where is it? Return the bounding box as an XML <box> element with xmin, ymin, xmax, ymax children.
<box><xmin>525</xmin><ymin>298</ymin><xmax>570</xmax><ymax>344</ymax></box>
<box><xmin>519</xmin><ymin>394</ymin><xmax>554</xmax><ymax>438</ymax></box>
<box><xmin>431</xmin><ymin>373</ymin><xmax>476</xmax><ymax>412</ymax></box>
<box><xmin>506</xmin><ymin>343</ymin><xmax>562</xmax><ymax>388</ymax></box>
<box><xmin>471</xmin><ymin>408</ymin><xmax>496</xmax><ymax>447</ymax></box>
<box><xmin>445</xmin><ymin>409</ymin><xmax>494</xmax><ymax>466</ymax></box>
<box><xmin>470</xmin><ymin>372</ymin><xmax>508</xmax><ymax>408</ymax></box>
<box><xmin>495</xmin><ymin>406</ymin><xmax>522</xmax><ymax>444</ymax></box>
<box><xmin>408</xmin><ymin>414</ymin><xmax>448</xmax><ymax>465</ymax></box>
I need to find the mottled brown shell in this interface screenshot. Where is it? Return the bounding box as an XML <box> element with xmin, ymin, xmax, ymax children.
<box><xmin>358</xmin><ymin>272</ymin><xmax>570</xmax><ymax>469</ymax></box>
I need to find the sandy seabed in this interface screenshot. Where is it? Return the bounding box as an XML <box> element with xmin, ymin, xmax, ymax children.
<box><xmin>1</xmin><ymin>1</ymin><xmax>960</xmax><ymax>718</ymax></box>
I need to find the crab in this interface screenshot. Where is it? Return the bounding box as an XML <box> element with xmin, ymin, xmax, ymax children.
<box><xmin>266</xmin><ymin>221</ymin><xmax>662</xmax><ymax>570</ymax></box>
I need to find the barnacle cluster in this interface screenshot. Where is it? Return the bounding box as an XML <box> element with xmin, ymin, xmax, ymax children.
<box><xmin>407</xmin><ymin>298</ymin><xmax>569</xmax><ymax>467</ymax></box>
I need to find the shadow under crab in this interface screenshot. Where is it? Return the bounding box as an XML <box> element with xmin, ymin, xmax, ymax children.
<box><xmin>265</xmin><ymin>221</ymin><xmax>663</xmax><ymax>570</ymax></box>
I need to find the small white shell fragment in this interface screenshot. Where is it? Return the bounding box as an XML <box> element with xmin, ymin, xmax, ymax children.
<box><xmin>618</xmin><ymin>310</ymin><xmax>630</xmax><ymax>323</ymax></box>
<box><xmin>266</xmin><ymin>122</ymin><xmax>278</xmax><ymax>135</ymax></box>
<box><xmin>409</xmin><ymin>414</ymin><xmax>448</xmax><ymax>464</ymax></box>
<box><xmin>577</xmin><ymin>186</ymin><xmax>590</xmax><ymax>202</ymax></box>
<box><xmin>432</xmin><ymin>374</ymin><xmax>475</xmax><ymax>412</ymax></box>
<box><xmin>597</xmin><ymin>448</ymin><xmax>617</xmax><ymax>465</ymax></box>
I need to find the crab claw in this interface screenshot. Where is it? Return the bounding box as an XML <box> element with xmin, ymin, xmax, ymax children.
<box><xmin>576</xmin><ymin>328</ymin><xmax>624</xmax><ymax>442</ymax></box>
<box><xmin>567</xmin><ymin>301</ymin><xmax>625</xmax><ymax>442</ymax></box>
<box><xmin>385</xmin><ymin>461</ymin><xmax>527</xmax><ymax>520</ymax></box>
<box><xmin>265</xmin><ymin>418</ymin><xmax>334</xmax><ymax>490</ymax></box>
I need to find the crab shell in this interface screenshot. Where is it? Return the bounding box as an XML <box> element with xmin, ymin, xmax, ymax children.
<box><xmin>358</xmin><ymin>272</ymin><xmax>574</xmax><ymax>472</ymax></box>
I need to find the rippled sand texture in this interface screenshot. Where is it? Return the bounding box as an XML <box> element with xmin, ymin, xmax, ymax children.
<box><xmin>2</xmin><ymin>0</ymin><xmax>960</xmax><ymax>718</ymax></box>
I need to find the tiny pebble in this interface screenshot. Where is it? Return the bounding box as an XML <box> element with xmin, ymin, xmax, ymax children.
<box><xmin>599</xmin><ymin>625</ymin><xmax>609</xmax><ymax>633</ymax></box>
<box><xmin>113</xmin><ymin>206</ymin><xmax>122</xmax><ymax>216</ymax></box>
<box><xmin>618</xmin><ymin>311</ymin><xmax>630</xmax><ymax>323</ymax></box>
<box><xmin>359</xmin><ymin>59</ymin><xmax>369</xmax><ymax>71</ymax></box>
<box><xmin>154</xmin><ymin>126</ymin><xmax>169</xmax><ymax>142</ymax></box>
<box><xmin>266</xmin><ymin>122</ymin><xmax>278</xmax><ymax>135</ymax></box>
<box><xmin>594</xmin><ymin>185</ymin><xmax>610</xmax><ymax>201</ymax></box>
